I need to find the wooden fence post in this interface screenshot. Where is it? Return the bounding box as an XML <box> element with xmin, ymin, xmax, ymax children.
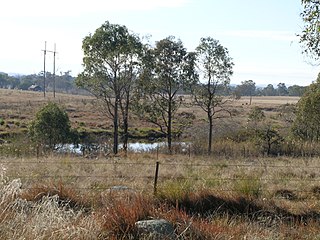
<box><xmin>154</xmin><ymin>161</ymin><xmax>160</xmax><ymax>196</ymax></box>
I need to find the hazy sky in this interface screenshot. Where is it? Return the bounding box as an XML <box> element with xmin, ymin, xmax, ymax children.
<box><xmin>1</xmin><ymin>0</ymin><xmax>319</xmax><ymax>86</ymax></box>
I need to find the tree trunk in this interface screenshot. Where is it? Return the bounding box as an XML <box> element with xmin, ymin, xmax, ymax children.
<box><xmin>113</xmin><ymin>96</ymin><xmax>119</xmax><ymax>155</ymax></box>
<box><xmin>168</xmin><ymin>99</ymin><xmax>172</xmax><ymax>154</ymax></box>
<box><xmin>208</xmin><ymin>114</ymin><xmax>213</xmax><ymax>155</ymax></box>
<box><xmin>122</xmin><ymin>93</ymin><xmax>129</xmax><ymax>153</ymax></box>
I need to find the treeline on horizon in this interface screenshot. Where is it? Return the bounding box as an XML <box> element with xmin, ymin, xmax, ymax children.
<box><xmin>0</xmin><ymin>71</ymin><xmax>308</xmax><ymax>97</ymax></box>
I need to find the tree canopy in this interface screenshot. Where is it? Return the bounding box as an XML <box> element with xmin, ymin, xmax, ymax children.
<box><xmin>192</xmin><ymin>37</ymin><xmax>234</xmax><ymax>154</ymax></box>
<box><xmin>76</xmin><ymin>21</ymin><xmax>143</xmax><ymax>154</ymax></box>
<box><xmin>292</xmin><ymin>74</ymin><xmax>320</xmax><ymax>141</ymax></box>
<box><xmin>28</xmin><ymin>102</ymin><xmax>77</xmax><ymax>150</ymax></box>
<box><xmin>299</xmin><ymin>0</ymin><xmax>320</xmax><ymax>59</ymax></box>
<box><xmin>135</xmin><ymin>36</ymin><xmax>196</xmax><ymax>153</ymax></box>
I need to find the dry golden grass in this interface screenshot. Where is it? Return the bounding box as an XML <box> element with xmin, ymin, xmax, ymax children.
<box><xmin>1</xmin><ymin>154</ymin><xmax>320</xmax><ymax>239</ymax></box>
<box><xmin>0</xmin><ymin>88</ymin><xmax>300</xmax><ymax>138</ymax></box>
<box><xmin>4</xmin><ymin>89</ymin><xmax>320</xmax><ymax>239</ymax></box>
<box><xmin>0</xmin><ymin>89</ymin><xmax>108</xmax><ymax>136</ymax></box>
<box><xmin>1</xmin><ymin>153</ymin><xmax>320</xmax><ymax>213</ymax></box>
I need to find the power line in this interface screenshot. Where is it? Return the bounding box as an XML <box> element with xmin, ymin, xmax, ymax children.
<box><xmin>41</xmin><ymin>41</ymin><xmax>57</xmax><ymax>98</ymax></box>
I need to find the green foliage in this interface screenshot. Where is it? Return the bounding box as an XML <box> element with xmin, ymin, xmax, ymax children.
<box><xmin>193</xmin><ymin>37</ymin><xmax>234</xmax><ymax>154</ymax></box>
<box><xmin>0</xmin><ymin>118</ymin><xmax>4</xmax><ymax>126</ymax></box>
<box><xmin>288</xmin><ymin>85</ymin><xmax>307</xmax><ymax>96</ymax></box>
<box><xmin>76</xmin><ymin>21</ymin><xmax>143</xmax><ymax>154</ymax></box>
<box><xmin>256</xmin><ymin>125</ymin><xmax>283</xmax><ymax>156</ymax></box>
<box><xmin>248</xmin><ymin>106</ymin><xmax>265</xmax><ymax>123</ymax></box>
<box><xmin>234</xmin><ymin>175</ymin><xmax>262</xmax><ymax>198</ymax></box>
<box><xmin>28</xmin><ymin>102</ymin><xmax>78</xmax><ymax>150</ymax></box>
<box><xmin>277</xmin><ymin>83</ymin><xmax>288</xmax><ymax>96</ymax></box>
<box><xmin>262</xmin><ymin>84</ymin><xmax>276</xmax><ymax>96</ymax></box>
<box><xmin>157</xmin><ymin>179</ymin><xmax>194</xmax><ymax>201</ymax></box>
<box><xmin>299</xmin><ymin>0</ymin><xmax>320</xmax><ymax>59</ymax></box>
<box><xmin>292</xmin><ymin>78</ymin><xmax>320</xmax><ymax>141</ymax></box>
<box><xmin>235</xmin><ymin>80</ymin><xmax>256</xmax><ymax>97</ymax></box>
<box><xmin>134</xmin><ymin>36</ymin><xmax>196</xmax><ymax>153</ymax></box>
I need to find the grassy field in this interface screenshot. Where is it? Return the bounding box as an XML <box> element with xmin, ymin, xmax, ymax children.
<box><xmin>1</xmin><ymin>153</ymin><xmax>320</xmax><ymax>239</ymax></box>
<box><xmin>0</xmin><ymin>88</ymin><xmax>299</xmax><ymax>139</ymax></box>
<box><xmin>3</xmin><ymin>89</ymin><xmax>320</xmax><ymax>239</ymax></box>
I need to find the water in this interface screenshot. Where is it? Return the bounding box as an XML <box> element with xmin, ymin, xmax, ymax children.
<box><xmin>57</xmin><ymin>141</ymin><xmax>189</xmax><ymax>154</ymax></box>
<box><xmin>125</xmin><ymin>142</ymin><xmax>166</xmax><ymax>152</ymax></box>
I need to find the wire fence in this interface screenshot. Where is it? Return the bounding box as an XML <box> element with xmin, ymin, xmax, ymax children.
<box><xmin>1</xmin><ymin>157</ymin><xmax>320</xmax><ymax>202</ymax></box>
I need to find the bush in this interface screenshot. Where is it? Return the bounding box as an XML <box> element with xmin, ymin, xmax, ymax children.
<box><xmin>28</xmin><ymin>102</ymin><xmax>78</xmax><ymax>151</ymax></box>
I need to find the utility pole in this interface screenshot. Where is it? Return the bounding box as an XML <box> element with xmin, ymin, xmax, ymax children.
<box><xmin>42</xmin><ymin>41</ymin><xmax>47</xmax><ymax>98</ymax></box>
<box><xmin>53</xmin><ymin>43</ymin><xmax>56</xmax><ymax>98</ymax></box>
<box><xmin>42</xmin><ymin>42</ymin><xmax>57</xmax><ymax>98</ymax></box>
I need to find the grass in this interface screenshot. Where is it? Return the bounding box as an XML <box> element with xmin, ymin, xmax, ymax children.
<box><xmin>0</xmin><ymin>88</ymin><xmax>299</xmax><ymax>140</ymax></box>
<box><xmin>0</xmin><ymin>153</ymin><xmax>319</xmax><ymax>238</ymax></box>
<box><xmin>1</xmin><ymin>88</ymin><xmax>319</xmax><ymax>238</ymax></box>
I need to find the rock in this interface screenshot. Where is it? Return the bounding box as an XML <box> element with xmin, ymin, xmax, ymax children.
<box><xmin>135</xmin><ymin>219</ymin><xmax>175</xmax><ymax>239</ymax></box>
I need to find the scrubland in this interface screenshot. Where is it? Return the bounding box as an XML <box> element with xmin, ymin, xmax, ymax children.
<box><xmin>1</xmin><ymin>89</ymin><xmax>320</xmax><ymax>239</ymax></box>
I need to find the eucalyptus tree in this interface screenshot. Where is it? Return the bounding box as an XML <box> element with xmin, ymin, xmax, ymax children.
<box><xmin>76</xmin><ymin>21</ymin><xmax>143</xmax><ymax>154</ymax></box>
<box><xmin>292</xmin><ymin>76</ymin><xmax>320</xmax><ymax>141</ymax></box>
<box><xmin>236</xmin><ymin>80</ymin><xmax>256</xmax><ymax>104</ymax></box>
<box><xmin>193</xmin><ymin>37</ymin><xmax>234</xmax><ymax>155</ymax></box>
<box><xmin>135</xmin><ymin>36</ymin><xmax>197</xmax><ymax>154</ymax></box>
<box><xmin>299</xmin><ymin>0</ymin><xmax>320</xmax><ymax>59</ymax></box>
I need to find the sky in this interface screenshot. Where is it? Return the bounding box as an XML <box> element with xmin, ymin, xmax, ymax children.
<box><xmin>1</xmin><ymin>0</ymin><xmax>319</xmax><ymax>86</ymax></box>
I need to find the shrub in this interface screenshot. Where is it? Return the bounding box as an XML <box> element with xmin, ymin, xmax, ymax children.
<box><xmin>28</xmin><ymin>102</ymin><xmax>79</xmax><ymax>151</ymax></box>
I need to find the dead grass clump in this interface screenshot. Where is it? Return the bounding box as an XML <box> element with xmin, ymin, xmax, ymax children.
<box><xmin>158</xmin><ymin>208</ymin><xmax>226</xmax><ymax>239</ymax></box>
<box><xmin>100</xmin><ymin>194</ymin><xmax>152</xmax><ymax>238</ymax></box>
<box><xmin>0</xmin><ymin>178</ymin><xmax>101</xmax><ymax>239</ymax></box>
<box><xmin>3</xmin><ymin>195</ymin><xmax>99</xmax><ymax>239</ymax></box>
<box><xmin>19</xmin><ymin>181</ymin><xmax>92</xmax><ymax>212</ymax></box>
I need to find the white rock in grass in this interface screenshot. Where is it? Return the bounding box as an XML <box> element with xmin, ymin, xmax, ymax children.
<box><xmin>135</xmin><ymin>219</ymin><xmax>175</xmax><ymax>239</ymax></box>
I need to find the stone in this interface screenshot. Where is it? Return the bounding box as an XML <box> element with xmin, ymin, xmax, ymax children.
<box><xmin>135</xmin><ymin>219</ymin><xmax>175</xmax><ymax>239</ymax></box>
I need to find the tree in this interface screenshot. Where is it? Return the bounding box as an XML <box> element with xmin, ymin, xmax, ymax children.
<box><xmin>277</xmin><ymin>83</ymin><xmax>288</xmax><ymax>96</ymax></box>
<box><xmin>262</xmin><ymin>84</ymin><xmax>276</xmax><ymax>96</ymax></box>
<box><xmin>192</xmin><ymin>37</ymin><xmax>234</xmax><ymax>155</ymax></box>
<box><xmin>235</xmin><ymin>80</ymin><xmax>256</xmax><ymax>104</ymax></box>
<box><xmin>292</xmin><ymin>76</ymin><xmax>320</xmax><ymax>141</ymax></box>
<box><xmin>76</xmin><ymin>21</ymin><xmax>143</xmax><ymax>154</ymax></box>
<box><xmin>299</xmin><ymin>0</ymin><xmax>320</xmax><ymax>59</ymax></box>
<box><xmin>28</xmin><ymin>102</ymin><xmax>77</xmax><ymax>151</ymax></box>
<box><xmin>135</xmin><ymin>36</ymin><xmax>196</xmax><ymax>154</ymax></box>
<box><xmin>288</xmin><ymin>85</ymin><xmax>307</xmax><ymax>96</ymax></box>
<box><xmin>256</xmin><ymin>125</ymin><xmax>283</xmax><ymax>156</ymax></box>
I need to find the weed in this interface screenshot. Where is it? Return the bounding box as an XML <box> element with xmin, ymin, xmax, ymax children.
<box><xmin>234</xmin><ymin>175</ymin><xmax>262</xmax><ymax>199</ymax></box>
<box><xmin>157</xmin><ymin>179</ymin><xmax>194</xmax><ymax>202</ymax></box>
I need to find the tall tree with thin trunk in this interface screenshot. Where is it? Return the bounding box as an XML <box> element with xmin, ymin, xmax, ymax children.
<box><xmin>192</xmin><ymin>37</ymin><xmax>234</xmax><ymax>155</ymax></box>
<box><xmin>236</xmin><ymin>80</ymin><xmax>256</xmax><ymax>105</ymax></box>
<box><xmin>76</xmin><ymin>21</ymin><xmax>142</xmax><ymax>154</ymax></box>
<box><xmin>135</xmin><ymin>36</ymin><xmax>197</xmax><ymax>154</ymax></box>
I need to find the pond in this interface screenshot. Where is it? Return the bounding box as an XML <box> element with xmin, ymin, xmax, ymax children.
<box><xmin>57</xmin><ymin>141</ymin><xmax>190</xmax><ymax>154</ymax></box>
